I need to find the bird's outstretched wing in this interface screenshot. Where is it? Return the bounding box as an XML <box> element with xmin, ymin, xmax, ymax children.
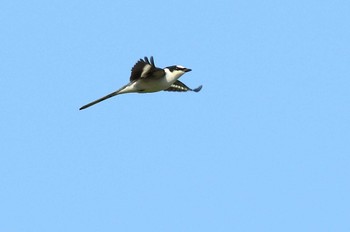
<box><xmin>164</xmin><ymin>80</ymin><xmax>202</xmax><ymax>92</ymax></box>
<box><xmin>130</xmin><ymin>56</ymin><xmax>165</xmax><ymax>81</ymax></box>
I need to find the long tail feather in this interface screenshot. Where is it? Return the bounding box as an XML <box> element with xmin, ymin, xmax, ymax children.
<box><xmin>79</xmin><ymin>83</ymin><xmax>133</xmax><ymax>110</ymax></box>
<box><xmin>79</xmin><ymin>91</ymin><xmax>119</xmax><ymax>110</ymax></box>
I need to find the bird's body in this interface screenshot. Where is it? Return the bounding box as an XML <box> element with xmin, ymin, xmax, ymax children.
<box><xmin>79</xmin><ymin>56</ymin><xmax>202</xmax><ymax>110</ymax></box>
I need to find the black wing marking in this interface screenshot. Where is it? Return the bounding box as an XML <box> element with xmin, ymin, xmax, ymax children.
<box><xmin>130</xmin><ymin>56</ymin><xmax>164</xmax><ymax>81</ymax></box>
<box><xmin>144</xmin><ymin>56</ymin><xmax>156</xmax><ymax>67</ymax></box>
<box><xmin>164</xmin><ymin>81</ymin><xmax>203</xmax><ymax>92</ymax></box>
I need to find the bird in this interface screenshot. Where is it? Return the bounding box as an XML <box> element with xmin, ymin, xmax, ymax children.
<box><xmin>79</xmin><ymin>56</ymin><xmax>202</xmax><ymax>110</ymax></box>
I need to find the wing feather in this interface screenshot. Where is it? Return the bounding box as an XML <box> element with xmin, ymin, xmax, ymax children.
<box><xmin>130</xmin><ymin>56</ymin><xmax>164</xmax><ymax>81</ymax></box>
<box><xmin>164</xmin><ymin>81</ymin><xmax>203</xmax><ymax>92</ymax></box>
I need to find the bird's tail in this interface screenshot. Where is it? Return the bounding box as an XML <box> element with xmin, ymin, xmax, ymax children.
<box><xmin>79</xmin><ymin>83</ymin><xmax>131</xmax><ymax>110</ymax></box>
<box><xmin>79</xmin><ymin>91</ymin><xmax>119</xmax><ymax>110</ymax></box>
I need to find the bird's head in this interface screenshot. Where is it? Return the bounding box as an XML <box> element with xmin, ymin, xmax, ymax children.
<box><xmin>165</xmin><ymin>65</ymin><xmax>192</xmax><ymax>79</ymax></box>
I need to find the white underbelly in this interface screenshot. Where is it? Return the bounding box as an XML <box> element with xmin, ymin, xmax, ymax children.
<box><xmin>136</xmin><ymin>78</ymin><xmax>176</xmax><ymax>92</ymax></box>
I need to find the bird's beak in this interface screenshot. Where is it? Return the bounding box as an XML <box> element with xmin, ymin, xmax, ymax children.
<box><xmin>184</xmin><ymin>68</ymin><xmax>192</xmax><ymax>72</ymax></box>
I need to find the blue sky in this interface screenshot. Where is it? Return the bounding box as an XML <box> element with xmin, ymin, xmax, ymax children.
<box><xmin>1</xmin><ymin>0</ymin><xmax>349</xmax><ymax>231</ymax></box>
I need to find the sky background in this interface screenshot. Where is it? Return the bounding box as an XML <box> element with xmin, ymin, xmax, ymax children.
<box><xmin>1</xmin><ymin>0</ymin><xmax>349</xmax><ymax>231</ymax></box>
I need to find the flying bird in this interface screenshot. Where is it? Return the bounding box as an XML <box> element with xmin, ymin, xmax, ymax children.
<box><xmin>79</xmin><ymin>56</ymin><xmax>202</xmax><ymax>110</ymax></box>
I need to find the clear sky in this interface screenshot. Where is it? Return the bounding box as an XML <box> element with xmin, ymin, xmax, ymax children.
<box><xmin>1</xmin><ymin>0</ymin><xmax>349</xmax><ymax>231</ymax></box>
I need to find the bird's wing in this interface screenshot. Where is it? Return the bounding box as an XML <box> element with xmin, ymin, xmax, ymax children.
<box><xmin>164</xmin><ymin>80</ymin><xmax>203</xmax><ymax>92</ymax></box>
<box><xmin>130</xmin><ymin>56</ymin><xmax>165</xmax><ymax>81</ymax></box>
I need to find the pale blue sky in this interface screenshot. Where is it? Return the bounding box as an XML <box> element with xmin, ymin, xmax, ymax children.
<box><xmin>1</xmin><ymin>0</ymin><xmax>349</xmax><ymax>231</ymax></box>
